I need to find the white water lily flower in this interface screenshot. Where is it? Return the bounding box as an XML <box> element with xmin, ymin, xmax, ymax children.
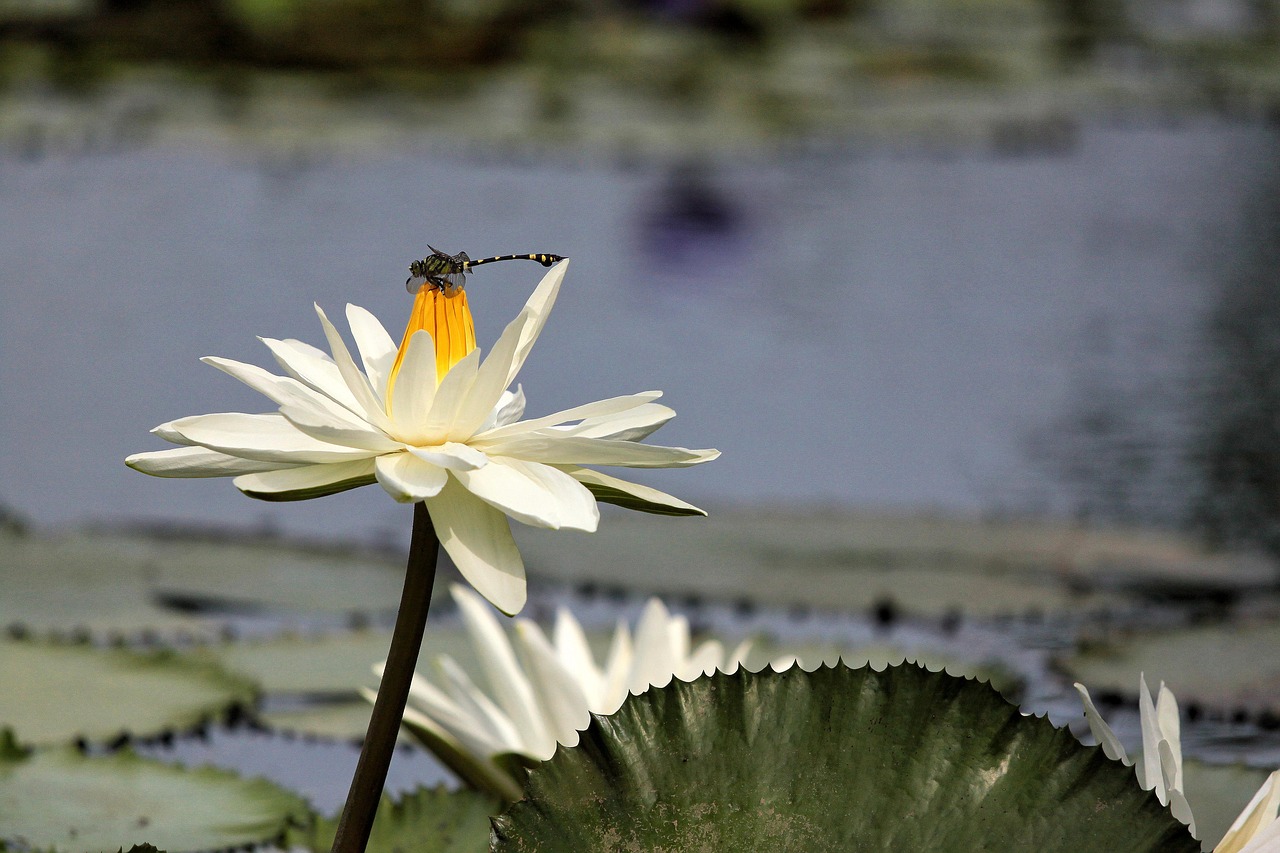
<box><xmin>1216</xmin><ymin>771</ymin><xmax>1280</xmax><ymax>853</ymax></box>
<box><xmin>1077</xmin><ymin>676</ymin><xmax>1280</xmax><ymax>850</ymax></box>
<box><xmin>127</xmin><ymin>262</ymin><xmax>718</xmax><ymax>615</ymax></box>
<box><xmin>370</xmin><ymin>585</ymin><xmax>751</xmax><ymax>801</ymax></box>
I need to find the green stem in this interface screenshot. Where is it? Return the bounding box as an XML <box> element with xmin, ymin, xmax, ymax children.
<box><xmin>331</xmin><ymin>502</ymin><xmax>439</xmax><ymax>853</ymax></box>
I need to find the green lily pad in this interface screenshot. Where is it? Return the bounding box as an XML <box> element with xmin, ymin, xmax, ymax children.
<box><xmin>193</xmin><ymin>626</ymin><xmax>480</xmax><ymax>738</ymax></box>
<box><xmin>515</xmin><ymin>510</ymin><xmax>1266</xmax><ymax>615</ymax></box>
<box><xmin>194</xmin><ymin>627</ymin><xmax>477</xmax><ymax>696</ymax></box>
<box><xmin>0</xmin><ymin>742</ymin><xmax>310</xmax><ymax>852</ymax></box>
<box><xmin>0</xmin><ymin>527</ymin><xmax>429</xmax><ymax>638</ymax></box>
<box><xmin>742</xmin><ymin>639</ymin><xmax>1025</xmax><ymax>699</ymax></box>
<box><xmin>493</xmin><ymin>664</ymin><xmax>1198</xmax><ymax>851</ymax></box>
<box><xmin>0</xmin><ymin>639</ymin><xmax>256</xmax><ymax>746</ymax></box>
<box><xmin>257</xmin><ymin>699</ymin><xmax>379</xmax><ymax>740</ymax></box>
<box><xmin>1058</xmin><ymin>620</ymin><xmax>1280</xmax><ymax>712</ymax></box>
<box><xmin>287</xmin><ymin>786</ymin><xmax>497</xmax><ymax>852</ymax></box>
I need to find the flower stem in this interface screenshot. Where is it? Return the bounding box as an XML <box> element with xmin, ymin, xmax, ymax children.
<box><xmin>330</xmin><ymin>502</ymin><xmax>439</xmax><ymax>853</ymax></box>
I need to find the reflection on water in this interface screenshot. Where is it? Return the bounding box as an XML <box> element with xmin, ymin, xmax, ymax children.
<box><xmin>0</xmin><ymin>120</ymin><xmax>1277</xmax><ymax>555</ymax></box>
<box><xmin>635</xmin><ymin>160</ymin><xmax>751</xmax><ymax>287</ymax></box>
<box><xmin>1188</xmin><ymin>152</ymin><xmax>1280</xmax><ymax>557</ymax></box>
<box><xmin>1021</xmin><ymin>130</ymin><xmax>1280</xmax><ymax>557</ymax></box>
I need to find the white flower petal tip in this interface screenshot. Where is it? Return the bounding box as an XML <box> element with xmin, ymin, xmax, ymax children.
<box><xmin>1075</xmin><ymin>677</ymin><xmax>1222</xmax><ymax>840</ymax></box>
<box><xmin>388</xmin><ymin>585</ymin><xmax>741</xmax><ymax>801</ymax></box>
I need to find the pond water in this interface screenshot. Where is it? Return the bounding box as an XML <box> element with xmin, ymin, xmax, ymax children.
<box><xmin>2</xmin><ymin>118</ymin><xmax>1278</xmax><ymax>548</ymax></box>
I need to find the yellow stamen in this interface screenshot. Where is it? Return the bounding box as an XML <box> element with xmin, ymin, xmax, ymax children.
<box><xmin>388</xmin><ymin>285</ymin><xmax>477</xmax><ymax>410</ymax></box>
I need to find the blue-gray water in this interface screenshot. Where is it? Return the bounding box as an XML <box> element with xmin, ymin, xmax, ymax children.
<box><xmin>2</xmin><ymin>120</ymin><xmax>1276</xmax><ymax>543</ymax></box>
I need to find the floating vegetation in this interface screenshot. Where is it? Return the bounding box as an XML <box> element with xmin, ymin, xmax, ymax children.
<box><xmin>287</xmin><ymin>785</ymin><xmax>496</xmax><ymax>852</ymax></box>
<box><xmin>742</xmin><ymin>638</ymin><xmax>1026</xmax><ymax>702</ymax></box>
<box><xmin>191</xmin><ymin>628</ymin><xmax>479</xmax><ymax>739</ymax></box>
<box><xmin>0</xmin><ymin>734</ymin><xmax>310</xmax><ymax>852</ymax></box>
<box><xmin>0</xmin><ymin>638</ymin><xmax>256</xmax><ymax>747</ymax></box>
<box><xmin>0</xmin><ymin>527</ymin><xmax>426</xmax><ymax>639</ymax></box>
<box><xmin>493</xmin><ymin>664</ymin><xmax>1197</xmax><ymax>851</ymax></box>
<box><xmin>516</xmin><ymin>510</ymin><xmax>1271</xmax><ymax>617</ymax></box>
<box><xmin>0</xmin><ymin>0</ymin><xmax>1277</xmax><ymax>154</ymax></box>
<box><xmin>1058</xmin><ymin>619</ymin><xmax>1280</xmax><ymax>714</ymax></box>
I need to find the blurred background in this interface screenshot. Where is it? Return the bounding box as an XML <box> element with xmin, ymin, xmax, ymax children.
<box><xmin>1</xmin><ymin>0</ymin><xmax>1279</xmax><ymax>547</ymax></box>
<box><xmin>3</xmin><ymin>0</ymin><xmax>1280</xmax><ymax>841</ymax></box>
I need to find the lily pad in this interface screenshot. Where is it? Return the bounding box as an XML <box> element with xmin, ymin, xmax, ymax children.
<box><xmin>493</xmin><ymin>664</ymin><xmax>1198</xmax><ymax>851</ymax></box>
<box><xmin>288</xmin><ymin>786</ymin><xmax>496</xmax><ymax>852</ymax></box>
<box><xmin>194</xmin><ymin>627</ymin><xmax>477</xmax><ymax>696</ymax></box>
<box><xmin>0</xmin><ymin>528</ymin><xmax>428</xmax><ymax>638</ymax></box>
<box><xmin>0</xmin><ymin>742</ymin><xmax>310</xmax><ymax>852</ymax></box>
<box><xmin>257</xmin><ymin>700</ymin><xmax>380</xmax><ymax>740</ymax></box>
<box><xmin>193</xmin><ymin>626</ymin><xmax>479</xmax><ymax>738</ymax></box>
<box><xmin>1058</xmin><ymin>620</ymin><xmax>1280</xmax><ymax>712</ymax></box>
<box><xmin>515</xmin><ymin>510</ymin><xmax>1266</xmax><ymax>616</ymax></box>
<box><xmin>743</xmin><ymin>639</ymin><xmax>1025</xmax><ymax>699</ymax></box>
<box><xmin>0</xmin><ymin>639</ymin><xmax>256</xmax><ymax>746</ymax></box>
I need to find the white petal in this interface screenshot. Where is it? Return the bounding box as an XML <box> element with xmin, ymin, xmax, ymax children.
<box><xmin>279</xmin><ymin>402</ymin><xmax>399</xmax><ymax>453</ymax></box>
<box><xmin>406</xmin><ymin>441</ymin><xmax>488</xmax><ymax>471</ymax></box>
<box><xmin>427</xmin><ymin>477</ymin><xmax>526</xmax><ymax>615</ymax></box>
<box><xmin>1139</xmin><ymin>674</ymin><xmax>1167</xmax><ymax>801</ymax></box>
<box><xmin>1158</xmin><ymin>740</ymin><xmax>1195</xmax><ymax>834</ymax></box>
<box><xmin>451</xmin><ymin>304</ymin><xmax>535</xmax><ymax>438</ymax></box>
<box><xmin>685</xmin><ymin>640</ymin><xmax>726</xmax><ymax>679</ymax></box>
<box><xmin>313</xmin><ymin>304</ymin><xmax>395</xmax><ymax>432</ymax></box>
<box><xmin>233</xmin><ymin>458</ymin><xmax>377</xmax><ymax>500</ymax></box>
<box><xmin>596</xmin><ymin>623</ymin><xmax>634</xmax><ymax>714</ymax></box>
<box><xmin>467</xmin><ymin>262</ymin><xmax>566</xmax><ymax>403</ymax></box>
<box><xmin>476</xmin><ymin>434</ymin><xmax>720</xmax><ymax>469</ymax></box>
<box><xmin>206</xmin><ymin>355</ymin><xmax>375</xmax><ymax>433</ymax></box>
<box><xmin>398</xmin><ymin>666</ymin><xmax>522</xmax><ymax>777</ymax></box>
<box><xmin>667</xmin><ymin>613</ymin><xmax>692</xmax><ymax>662</ymax></box>
<box><xmin>346</xmin><ymin>304</ymin><xmax>398</xmax><ymax>403</ymax></box>
<box><xmin>504</xmin><ymin>261</ymin><xmax>567</xmax><ymax>388</ymax></box>
<box><xmin>1073</xmin><ymin>683</ymin><xmax>1128</xmax><ymax>763</ymax></box>
<box><xmin>630</xmin><ymin>599</ymin><xmax>679</xmax><ymax>693</ymax></box>
<box><xmin>261</xmin><ymin>336</ymin><xmax>363</xmax><ymax>413</ymax></box>
<box><xmin>451</xmin><ymin>586</ymin><xmax>553</xmax><ymax>756</ymax></box>
<box><xmin>151</xmin><ymin>420</ymin><xmax>195</xmax><ymax>445</ymax></box>
<box><xmin>478</xmin><ymin>392</ymin><xmax>663</xmax><ymax>442</ymax></box>
<box><xmin>561</xmin><ymin>466</ymin><xmax>707</xmax><ymax>517</ymax></box>
<box><xmin>395</xmin><ymin>700</ymin><xmax>525</xmax><ymax>802</ymax></box>
<box><xmin>127</xmin><ymin>446</ymin><xmax>294</xmax><ymax>478</ymax></box>
<box><xmin>1156</xmin><ymin>682</ymin><xmax>1183</xmax><ymax>790</ymax></box>
<box><xmin>1217</xmin><ymin>770</ymin><xmax>1280</xmax><ymax>853</ymax></box>
<box><xmin>494</xmin><ymin>387</ymin><xmax>526</xmax><ymax>428</ymax></box>
<box><xmin>433</xmin><ymin>654</ymin><xmax>526</xmax><ymax>755</ymax></box>
<box><xmin>202</xmin><ymin>356</ymin><xmax>320</xmax><ymax>410</ymax></box>
<box><xmin>374</xmin><ymin>452</ymin><xmax>448</xmax><ymax>502</ymax></box>
<box><xmin>398</xmin><ymin>667</ymin><xmax>477</xmax><ymax>742</ymax></box>
<box><xmin>454</xmin><ymin>457</ymin><xmax>599</xmax><ymax>532</ymax></box>
<box><xmin>514</xmin><ymin>620</ymin><xmax>592</xmax><ymax>747</ymax></box>
<box><xmin>726</xmin><ymin>639</ymin><xmax>754</xmax><ymax>672</ymax></box>
<box><xmin>553</xmin><ymin>608</ymin><xmax>603</xmax><ymax>703</ymax></box>
<box><xmin>388</xmin><ymin>330</ymin><xmax>438</xmax><ymax>442</ymax></box>
<box><xmin>423</xmin><ymin>348</ymin><xmax>480</xmax><ymax>440</ymax></box>
<box><xmin>555</xmin><ymin>403</ymin><xmax>677</xmax><ymax>441</ymax></box>
<box><xmin>208</xmin><ymin>354</ymin><xmax>395</xmax><ymax>453</ymax></box>
<box><xmin>165</xmin><ymin>412</ymin><xmax>374</xmax><ymax>463</ymax></box>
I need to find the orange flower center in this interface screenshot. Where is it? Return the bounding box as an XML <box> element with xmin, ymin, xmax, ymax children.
<box><xmin>388</xmin><ymin>285</ymin><xmax>477</xmax><ymax>407</ymax></box>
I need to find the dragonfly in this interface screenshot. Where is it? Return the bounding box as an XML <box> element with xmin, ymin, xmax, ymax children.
<box><xmin>406</xmin><ymin>246</ymin><xmax>566</xmax><ymax>294</ymax></box>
